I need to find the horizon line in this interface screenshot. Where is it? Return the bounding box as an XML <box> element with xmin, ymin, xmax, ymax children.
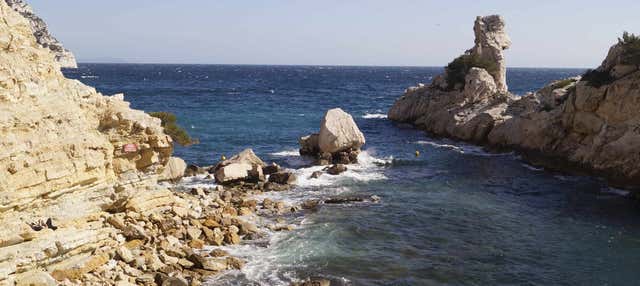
<box><xmin>73</xmin><ymin>62</ymin><xmax>591</xmax><ymax>70</ymax></box>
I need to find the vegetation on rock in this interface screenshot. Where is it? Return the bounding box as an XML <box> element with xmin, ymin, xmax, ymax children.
<box><xmin>149</xmin><ymin>111</ymin><xmax>197</xmax><ymax>146</ymax></box>
<box><xmin>618</xmin><ymin>31</ymin><xmax>640</xmax><ymax>66</ymax></box>
<box><xmin>582</xmin><ymin>69</ymin><xmax>614</xmax><ymax>88</ymax></box>
<box><xmin>551</xmin><ymin>78</ymin><xmax>577</xmax><ymax>89</ymax></box>
<box><xmin>445</xmin><ymin>53</ymin><xmax>498</xmax><ymax>90</ymax></box>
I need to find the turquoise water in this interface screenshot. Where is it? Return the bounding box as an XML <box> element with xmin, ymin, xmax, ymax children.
<box><xmin>65</xmin><ymin>65</ymin><xmax>640</xmax><ymax>285</ymax></box>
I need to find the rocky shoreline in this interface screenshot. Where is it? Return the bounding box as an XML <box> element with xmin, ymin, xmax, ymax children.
<box><xmin>0</xmin><ymin>1</ymin><xmax>369</xmax><ymax>284</ymax></box>
<box><xmin>388</xmin><ymin>15</ymin><xmax>640</xmax><ymax>190</ymax></box>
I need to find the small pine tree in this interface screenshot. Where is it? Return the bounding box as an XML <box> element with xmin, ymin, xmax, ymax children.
<box><xmin>617</xmin><ymin>31</ymin><xmax>640</xmax><ymax>66</ymax></box>
<box><xmin>149</xmin><ymin>111</ymin><xmax>197</xmax><ymax>146</ymax></box>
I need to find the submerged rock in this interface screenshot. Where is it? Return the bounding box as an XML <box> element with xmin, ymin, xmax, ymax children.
<box><xmin>268</xmin><ymin>171</ymin><xmax>297</xmax><ymax>185</ymax></box>
<box><xmin>299</xmin><ymin>133</ymin><xmax>320</xmax><ymax>156</ymax></box>
<box><xmin>325</xmin><ymin>164</ymin><xmax>347</xmax><ymax>175</ymax></box>
<box><xmin>292</xmin><ymin>278</ymin><xmax>331</xmax><ymax>286</ymax></box>
<box><xmin>309</xmin><ymin>171</ymin><xmax>323</xmax><ymax>179</ymax></box>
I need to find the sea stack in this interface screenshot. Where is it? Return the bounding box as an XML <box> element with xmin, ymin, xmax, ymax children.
<box><xmin>4</xmin><ymin>0</ymin><xmax>77</xmax><ymax>68</ymax></box>
<box><xmin>388</xmin><ymin>14</ymin><xmax>640</xmax><ymax>187</ymax></box>
<box><xmin>300</xmin><ymin>108</ymin><xmax>365</xmax><ymax>165</ymax></box>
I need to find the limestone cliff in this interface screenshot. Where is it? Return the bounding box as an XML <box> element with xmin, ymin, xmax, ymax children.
<box><xmin>0</xmin><ymin>1</ymin><xmax>178</xmax><ymax>280</ymax></box>
<box><xmin>4</xmin><ymin>0</ymin><xmax>77</xmax><ymax>68</ymax></box>
<box><xmin>389</xmin><ymin>15</ymin><xmax>640</xmax><ymax>187</ymax></box>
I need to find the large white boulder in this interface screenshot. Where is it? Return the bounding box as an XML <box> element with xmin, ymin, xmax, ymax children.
<box><xmin>318</xmin><ymin>108</ymin><xmax>366</xmax><ymax>154</ymax></box>
<box><xmin>214</xmin><ymin>149</ymin><xmax>265</xmax><ymax>183</ymax></box>
<box><xmin>159</xmin><ymin>157</ymin><xmax>187</xmax><ymax>182</ymax></box>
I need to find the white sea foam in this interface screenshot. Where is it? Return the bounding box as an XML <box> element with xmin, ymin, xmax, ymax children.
<box><xmin>191</xmin><ymin>150</ymin><xmax>389</xmax><ymax>285</ymax></box>
<box><xmin>362</xmin><ymin>113</ymin><xmax>388</xmax><ymax>119</ymax></box>
<box><xmin>269</xmin><ymin>150</ymin><xmax>300</xmax><ymax>157</ymax></box>
<box><xmin>521</xmin><ymin>163</ymin><xmax>544</xmax><ymax>171</ymax></box>
<box><xmin>294</xmin><ymin>151</ymin><xmax>390</xmax><ymax>188</ymax></box>
<box><xmin>172</xmin><ymin>173</ymin><xmax>217</xmax><ymax>190</ymax></box>
<box><xmin>604</xmin><ymin>187</ymin><xmax>630</xmax><ymax>196</ymax></box>
<box><xmin>269</xmin><ymin>149</ymin><xmax>313</xmax><ymax>168</ymax></box>
<box><xmin>80</xmin><ymin>75</ymin><xmax>99</xmax><ymax>79</ymax></box>
<box><xmin>413</xmin><ymin>139</ymin><xmax>512</xmax><ymax>157</ymax></box>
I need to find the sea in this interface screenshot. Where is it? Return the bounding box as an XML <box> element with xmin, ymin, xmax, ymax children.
<box><xmin>64</xmin><ymin>65</ymin><xmax>640</xmax><ymax>286</ymax></box>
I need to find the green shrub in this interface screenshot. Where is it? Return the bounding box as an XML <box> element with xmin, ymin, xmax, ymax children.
<box><xmin>581</xmin><ymin>69</ymin><xmax>614</xmax><ymax>88</ymax></box>
<box><xmin>552</xmin><ymin>78</ymin><xmax>577</xmax><ymax>89</ymax></box>
<box><xmin>617</xmin><ymin>31</ymin><xmax>640</xmax><ymax>66</ymax></box>
<box><xmin>149</xmin><ymin>111</ymin><xmax>197</xmax><ymax>146</ymax></box>
<box><xmin>444</xmin><ymin>53</ymin><xmax>498</xmax><ymax>90</ymax></box>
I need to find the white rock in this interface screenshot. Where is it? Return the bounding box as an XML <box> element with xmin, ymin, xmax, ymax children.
<box><xmin>160</xmin><ymin>157</ymin><xmax>187</xmax><ymax>182</ymax></box>
<box><xmin>318</xmin><ymin>108</ymin><xmax>366</xmax><ymax>153</ymax></box>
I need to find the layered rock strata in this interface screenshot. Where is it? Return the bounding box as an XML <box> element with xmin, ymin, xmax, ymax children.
<box><xmin>389</xmin><ymin>15</ymin><xmax>640</xmax><ymax>187</ymax></box>
<box><xmin>0</xmin><ymin>1</ymin><xmax>183</xmax><ymax>283</ymax></box>
<box><xmin>4</xmin><ymin>0</ymin><xmax>77</xmax><ymax>68</ymax></box>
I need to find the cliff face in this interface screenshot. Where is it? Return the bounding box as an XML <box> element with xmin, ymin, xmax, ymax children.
<box><xmin>0</xmin><ymin>1</ymin><xmax>176</xmax><ymax>280</ymax></box>
<box><xmin>4</xmin><ymin>0</ymin><xmax>77</xmax><ymax>68</ymax></box>
<box><xmin>389</xmin><ymin>15</ymin><xmax>640</xmax><ymax>187</ymax></box>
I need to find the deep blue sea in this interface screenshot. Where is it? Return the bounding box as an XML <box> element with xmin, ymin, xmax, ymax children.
<box><xmin>65</xmin><ymin>65</ymin><xmax>640</xmax><ymax>286</ymax></box>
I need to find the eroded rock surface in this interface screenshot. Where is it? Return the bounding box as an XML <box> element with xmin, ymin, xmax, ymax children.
<box><xmin>4</xmin><ymin>0</ymin><xmax>77</xmax><ymax>68</ymax></box>
<box><xmin>389</xmin><ymin>14</ymin><xmax>640</xmax><ymax>187</ymax></box>
<box><xmin>0</xmin><ymin>1</ymin><xmax>186</xmax><ymax>282</ymax></box>
<box><xmin>299</xmin><ymin>108</ymin><xmax>365</xmax><ymax>165</ymax></box>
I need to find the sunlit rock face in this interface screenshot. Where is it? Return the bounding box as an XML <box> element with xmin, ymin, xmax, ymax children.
<box><xmin>0</xmin><ymin>1</ymin><xmax>177</xmax><ymax>280</ymax></box>
<box><xmin>389</xmin><ymin>14</ymin><xmax>640</xmax><ymax>186</ymax></box>
<box><xmin>4</xmin><ymin>0</ymin><xmax>78</xmax><ymax>68</ymax></box>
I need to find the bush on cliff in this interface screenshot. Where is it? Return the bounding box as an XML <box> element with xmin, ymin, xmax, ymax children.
<box><xmin>445</xmin><ymin>53</ymin><xmax>498</xmax><ymax>91</ymax></box>
<box><xmin>551</xmin><ymin>78</ymin><xmax>577</xmax><ymax>90</ymax></box>
<box><xmin>581</xmin><ymin>69</ymin><xmax>614</xmax><ymax>88</ymax></box>
<box><xmin>618</xmin><ymin>31</ymin><xmax>640</xmax><ymax>66</ymax></box>
<box><xmin>149</xmin><ymin>112</ymin><xmax>197</xmax><ymax>146</ymax></box>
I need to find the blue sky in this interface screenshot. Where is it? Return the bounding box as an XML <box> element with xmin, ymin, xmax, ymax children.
<box><xmin>29</xmin><ymin>0</ymin><xmax>640</xmax><ymax>67</ymax></box>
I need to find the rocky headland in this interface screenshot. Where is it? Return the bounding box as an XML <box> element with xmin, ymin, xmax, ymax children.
<box><xmin>4</xmin><ymin>0</ymin><xmax>77</xmax><ymax>68</ymax></box>
<box><xmin>0</xmin><ymin>2</ymin><xmax>371</xmax><ymax>284</ymax></box>
<box><xmin>0</xmin><ymin>2</ymin><xmax>293</xmax><ymax>284</ymax></box>
<box><xmin>389</xmin><ymin>15</ymin><xmax>640</xmax><ymax>189</ymax></box>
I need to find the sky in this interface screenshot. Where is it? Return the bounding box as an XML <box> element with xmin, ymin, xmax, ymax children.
<box><xmin>28</xmin><ymin>0</ymin><xmax>640</xmax><ymax>68</ymax></box>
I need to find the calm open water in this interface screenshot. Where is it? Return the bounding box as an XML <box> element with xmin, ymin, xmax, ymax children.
<box><xmin>65</xmin><ymin>65</ymin><xmax>640</xmax><ymax>286</ymax></box>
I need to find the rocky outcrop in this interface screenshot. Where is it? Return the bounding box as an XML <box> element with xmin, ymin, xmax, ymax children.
<box><xmin>470</xmin><ymin>15</ymin><xmax>511</xmax><ymax>93</ymax></box>
<box><xmin>318</xmin><ymin>108</ymin><xmax>366</xmax><ymax>153</ymax></box>
<box><xmin>299</xmin><ymin>108</ymin><xmax>365</xmax><ymax>165</ymax></box>
<box><xmin>160</xmin><ymin>157</ymin><xmax>187</xmax><ymax>182</ymax></box>
<box><xmin>388</xmin><ymin>15</ymin><xmax>640</xmax><ymax>187</ymax></box>
<box><xmin>0</xmin><ymin>1</ymin><xmax>191</xmax><ymax>282</ymax></box>
<box><xmin>4</xmin><ymin>0</ymin><xmax>77</xmax><ymax>68</ymax></box>
<box><xmin>213</xmin><ymin>149</ymin><xmax>266</xmax><ymax>184</ymax></box>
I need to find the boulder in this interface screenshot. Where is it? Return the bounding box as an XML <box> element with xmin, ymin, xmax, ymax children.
<box><xmin>263</xmin><ymin>162</ymin><xmax>281</xmax><ymax>175</ymax></box>
<box><xmin>293</xmin><ymin>278</ymin><xmax>331</xmax><ymax>286</ymax></box>
<box><xmin>318</xmin><ymin>108</ymin><xmax>366</xmax><ymax>154</ymax></box>
<box><xmin>299</xmin><ymin>133</ymin><xmax>320</xmax><ymax>155</ymax></box>
<box><xmin>159</xmin><ymin>157</ymin><xmax>187</xmax><ymax>182</ymax></box>
<box><xmin>184</xmin><ymin>164</ymin><xmax>206</xmax><ymax>177</ymax></box>
<box><xmin>463</xmin><ymin>67</ymin><xmax>498</xmax><ymax>103</ymax></box>
<box><xmin>15</xmin><ymin>270</ymin><xmax>57</xmax><ymax>286</ymax></box>
<box><xmin>214</xmin><ymin>149</ymin><xmax>265</xmax><ymax>184</ymax></box>
<box><xmin>325</xmin><ymin>164</ymin><xmax>347</xmax><ymax>175</ymax></box>
<box><xmin>268</xmin><ymin>171</ymin><xmax>297</xmax><ymax>185</ymax></box>
<box><xmin>309</xmin><ymin>171</ymin><xmax>323</xmax><ymax>179</ymax></box>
